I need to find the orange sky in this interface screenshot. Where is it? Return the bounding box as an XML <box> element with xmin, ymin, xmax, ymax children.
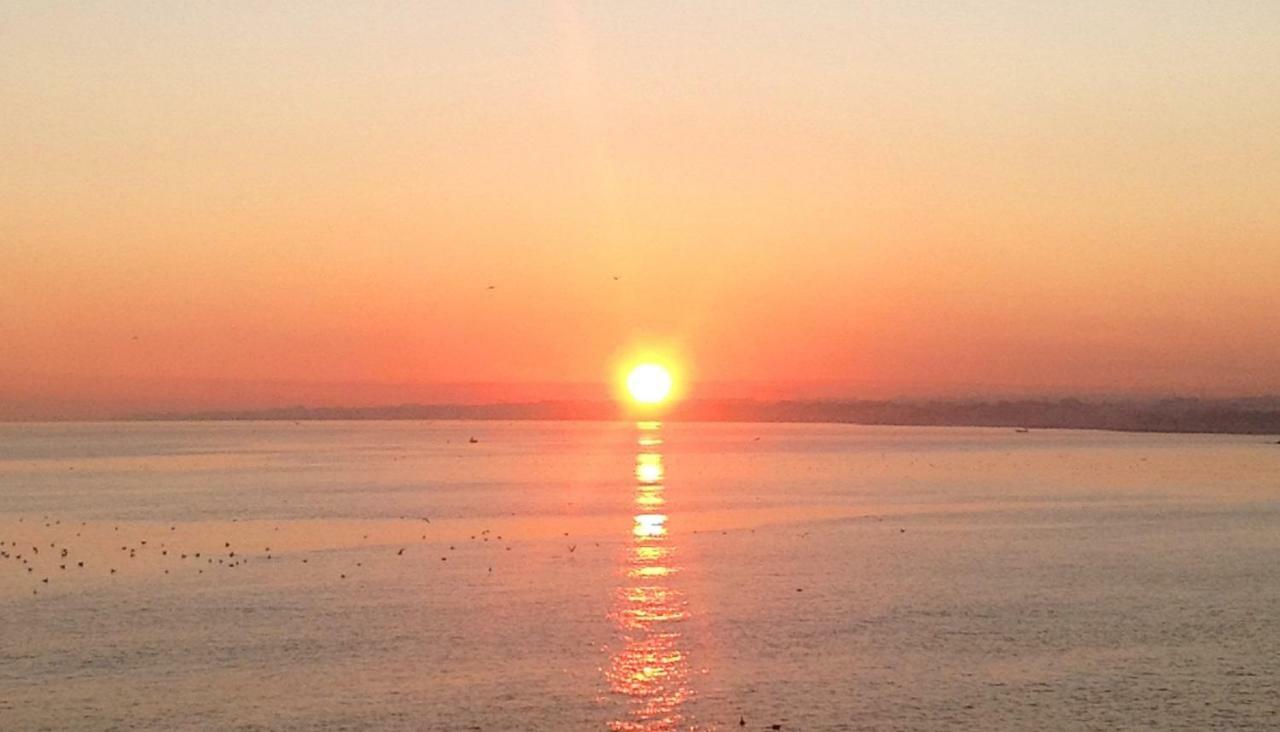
<box><xmin>3</xmin><ymin>3</ymin><xmax>1279</xmax><ymax>418</ymax></box>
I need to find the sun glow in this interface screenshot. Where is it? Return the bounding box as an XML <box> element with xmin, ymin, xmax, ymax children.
<box><xmin>626</xmin><ymin>364</ymin><xmax>673</xmax><ymax>405</ymax></box>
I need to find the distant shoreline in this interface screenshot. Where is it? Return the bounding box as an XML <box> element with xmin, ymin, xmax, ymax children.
<box><xmin>103</xmin><ymin>397</ymin><xmax>1280</xmax><ymax>436</ymax></box>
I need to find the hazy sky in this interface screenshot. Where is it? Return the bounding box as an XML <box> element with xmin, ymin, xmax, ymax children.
<box><xmin>3</xmin><ymin>2</ymin><xmax>1279</xmax><ymax>416</ymax></box>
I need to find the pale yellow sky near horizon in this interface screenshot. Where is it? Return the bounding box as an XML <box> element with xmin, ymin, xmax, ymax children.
<box><xmin>3</xmin><ymin>2</ymin><xmax>1279</xmax><ymax>415</ymax></box>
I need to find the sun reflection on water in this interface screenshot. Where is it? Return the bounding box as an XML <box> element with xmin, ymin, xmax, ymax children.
<box><xmin>633</xmin><ymin>514</ymin><xmax>668</xmax><ymax>538</ymax></box>
<box><xmin>636</xmin><ymin>454</ymin><xmax>664</xmax><ymax>485</ymax></box>
<box><xmin>605</xmin><ymin>422</ymin><xmax>701</xmax><ymax>731</ymax></box>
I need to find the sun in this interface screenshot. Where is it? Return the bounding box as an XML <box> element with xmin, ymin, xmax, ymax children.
<box><xmin>626</xmin><ymin>363</ymin><xmax>673</xmax><ymax>405</ymax></box>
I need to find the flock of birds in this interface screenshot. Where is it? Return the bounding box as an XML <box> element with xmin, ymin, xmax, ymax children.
<box><xmin>0</xmin><ymin>513</ymin><xmax>560</xmax><ymax>597</ymax></box>
<box><xmin>3</xmin><ymin>499</ymin><xmax>917</xmax><ymax>599</ymax></box>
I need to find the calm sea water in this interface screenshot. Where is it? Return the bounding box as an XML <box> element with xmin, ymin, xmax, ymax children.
<box><xmin>1</xmin><ymin>420</ymin><xmax>1278</xmax><ymax>730</ymax></box>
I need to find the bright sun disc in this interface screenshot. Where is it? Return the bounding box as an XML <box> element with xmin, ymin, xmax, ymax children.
<box><xmin>626</xmin><ymin>364</ymin><xmax>673</xmax><ymax>405</ymax></box>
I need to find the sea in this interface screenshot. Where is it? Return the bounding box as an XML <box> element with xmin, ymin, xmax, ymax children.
<box><xmin>1</xmin><ymin>420</ymin><xmax>1278</xmax><ymax>730</ymax></box>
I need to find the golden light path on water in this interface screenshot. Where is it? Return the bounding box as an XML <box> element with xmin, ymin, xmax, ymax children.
<box><xmin>605</xmin><ymin>421</ymin><xmax>698</xmax><ymax>731</ymax></box>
